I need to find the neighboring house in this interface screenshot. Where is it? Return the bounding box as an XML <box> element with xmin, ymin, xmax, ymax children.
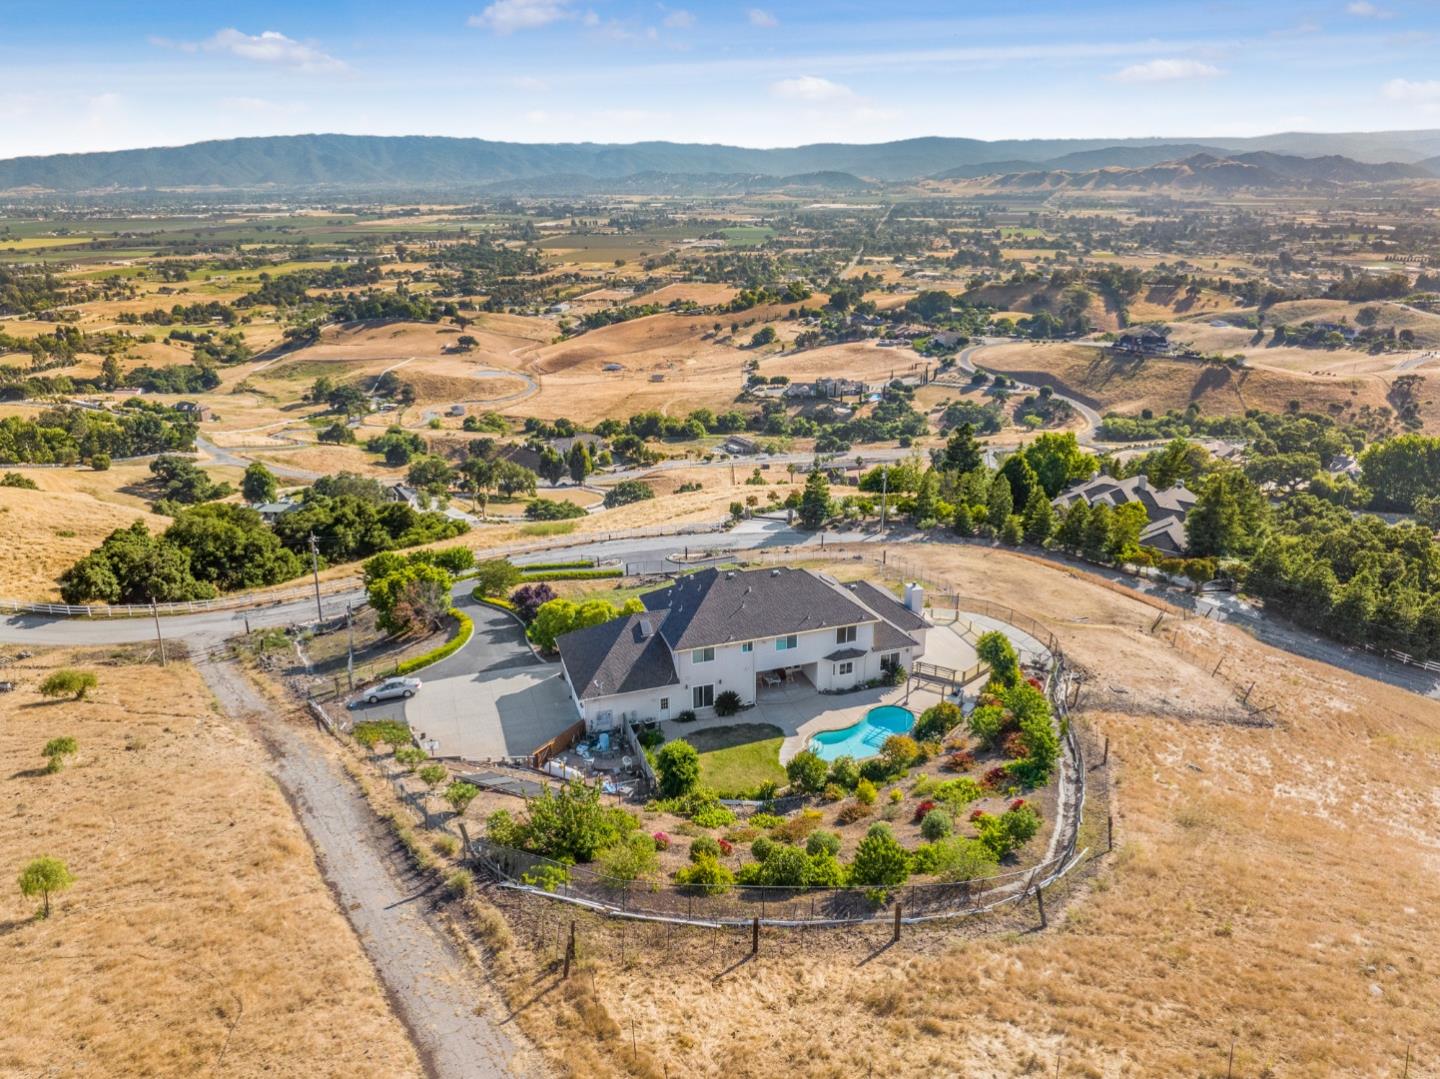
<box><xmin>386</xmin><ymin>483</ymin><xmax>425</xmax><ymax>510</ymax></box>
<box><xmin>1053</xmin><ymin>473</ymin><xmax>1198</xmax><ymax>556</ymax></box>
<box><xmin>555</xmin><ymin>567</ymin><xmax>931</xmax><ymax>730</ymax></box>
<box><xmin>723</xmin><ymin>435</ymin><xmax>760</xmax><ymax>455</ymax></box>
<box><xmin>505</xmin><ymin>432</ymin><xmax>605</xmax><ymax>473</ymax></box>
<box><xmin>174</xmin><ymin>400</ymin><xmax>210</xmax><ymax>421</ymax></box>
<box><xmin>784</xmin><ymin>378</ymin><xmax>865</xmax><ymax>399</ymax></box>
<box><xmin>251</xmin><ymin>498</ymin><xmax>300</xmax><ymax>524</ymax></box>
<box><xmin>815</xmin><ymin>376</ymin><xmax>866</xmax><ymax>398</ymax></box>
<box><xmin>1114</xmin><ymin>328</ymin><xmax>1171</xmax><ymax>356</ymax></box>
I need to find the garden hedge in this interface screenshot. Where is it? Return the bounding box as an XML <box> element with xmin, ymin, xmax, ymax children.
<box><xmin>394</xmin><ymin>608</ymin><xmax>473</xmax><ymax>675</ymax></box>
<box><xmin>518</xmin><ymin>567</ymin><xmax>623</xmax><ymax>582</ymax></box>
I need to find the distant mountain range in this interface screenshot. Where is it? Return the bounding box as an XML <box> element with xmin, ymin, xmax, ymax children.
<box><xmin>7</xmin><ymin>131</ymin><xmax>1440</xmax><ymax>194</ymax></box>
<box><xmin>964</xmin><ymin>152</ymin><xmax>1436</xmax><ymax>192</ymax></box>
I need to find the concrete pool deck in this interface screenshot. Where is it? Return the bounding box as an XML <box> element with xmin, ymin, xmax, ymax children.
<box><xmin>655</xmin><ymin>609</ymin><xmax>1038</xmax><ymax>764</ymax></box>
<box><xmin>660</xmin><ymin>677</ymin><xmax>956</xmax><ymax>764</ymax></box>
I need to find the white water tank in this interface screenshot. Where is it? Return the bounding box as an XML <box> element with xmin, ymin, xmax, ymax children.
<box><xmin>903</xmin><ymin>582</ymin><xmax>924</xmax><ymax>614</ymax></box>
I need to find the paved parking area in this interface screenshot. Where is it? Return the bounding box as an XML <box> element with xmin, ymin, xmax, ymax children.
<box><xmin>347</xmin><ymin>597</ymin><xmax>580</xmax><ymax>761</ymax></box>
<box><xmin>407</xmin><ymin>665</ymin><xmax>576</xmax><ymax>761</ymax></box>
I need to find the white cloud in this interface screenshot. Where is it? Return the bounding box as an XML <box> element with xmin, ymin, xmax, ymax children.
<box><xmin>1384</xmin><ymin>77</ymin><xmax>1440</xmax><ymax>101</ymax></box>
<box><xmin>770</xmin><ymin>75</ymin><xmax>855</xmax><ymax>102</ymax></box>
<box><xmin>199</xmin><ymin>29</ymin><xmax>348</xmax><ymax>73</ymax></box>
<box><xmin>1111</xmin><ymin>58</ymin><xmax>1222</xmax><ymax>83</ymax></box>
<box><xmin>663</xmin><ymin>9</ymin><xmax>695</xmax><ymax>28</ymax></box>
<box><xmin>748</xmin><ymin>8</ymin><xmax>778</xmax><ymax>27</ymax></box>
<box><xmin>468</xmin><ymin>0</ymin><xmax>571</xmax><ymax>34</ymax></box>
<box><xmin>1347</xmin><ymin>1</ymin><xmax>1392</xmax><ymax>17</ymax></box>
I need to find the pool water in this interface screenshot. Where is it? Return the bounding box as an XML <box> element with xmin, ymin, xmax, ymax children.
<box><xmin>809</xmin><ymin>705</ymin><xmax>916</xmax><ymax>762</ymax></box>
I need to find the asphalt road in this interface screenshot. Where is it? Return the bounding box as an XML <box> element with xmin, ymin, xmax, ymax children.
<box><xmin>0</xmin><ymin>519</ymin><xmax>887</xmax><ymax>647</ymax></box>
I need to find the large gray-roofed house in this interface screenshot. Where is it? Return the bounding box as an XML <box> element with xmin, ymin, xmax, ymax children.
<box><xmin>556</xmin><ymin>566</ymin><xmax>932</xmax><ymax>729</ymax></box>
<box><xmin>641</xmin><ymin>566</ymin><xmax>882</xmax><ymax>651</ymax></box>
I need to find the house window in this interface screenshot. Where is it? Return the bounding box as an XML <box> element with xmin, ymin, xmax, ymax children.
<box><xmin>692</xmin><ymin>684</ymin><xmax>714</xmax><ymax>709</ymax></box>
<box><xmin>659</xmin><ymin>697</ymin><xmax>669</xmax><ymax>711</ymax></box>
<box><xmin>880</xmin><ymin>652</ymin><xmax>899</xmax><ymax>673</ymax></box>
<box><xmin>835</xmin><ymin>625</ymin><xmax>857</xmax><ymax>644</ymax></box>
<box><xmin>741</xmin><ymin>641</ymin><xmax>753</xmax><ymax>653</ymax></box>
<box><xmin>692</xmin><ymin>647</ymin><xmax>715</xmax><ymax>663</ymax></box>
<box><xmin>775</xmin><ymin>635</ymin><xmax>798</xmax><ymax>651</ymax></box>
<box><xmin>836</xmin><ymin>661</ymin><xmax>854</xmax><ymax>676</ymax></box>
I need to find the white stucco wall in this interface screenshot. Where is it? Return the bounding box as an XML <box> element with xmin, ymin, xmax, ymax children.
<box><xmin>574</xmin><ymin>610</ymin><xmax>932</xmax><ymax>726</ymax></box>
<box><xmin>675</xmin><ymin>619</ymin><xmax>879</xmax><ymax>703</ymax></box>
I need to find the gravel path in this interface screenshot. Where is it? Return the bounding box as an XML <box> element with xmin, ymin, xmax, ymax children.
<box><xmin>195</xmin><ymin>655</ymin><xmax>532</xmax><ymax>1079</ymax></box>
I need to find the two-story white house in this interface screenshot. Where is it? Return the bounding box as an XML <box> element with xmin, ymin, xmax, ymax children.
<box><xmin>555</xmin><ymin>566</ymin><xmax>931</xmax><ymax>731</ymax></box>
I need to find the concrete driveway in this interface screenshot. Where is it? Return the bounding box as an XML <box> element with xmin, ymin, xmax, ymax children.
<box><xmin>348</xmin><ymin>596</ymin><xmax>580</xmax><ymax>761</ymax></box>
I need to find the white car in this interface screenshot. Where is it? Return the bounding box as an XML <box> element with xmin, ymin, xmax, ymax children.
<box><xmin>359</xmin><ymin>676</ymin><xmax>422</xmax><ymax>705</ymax></box>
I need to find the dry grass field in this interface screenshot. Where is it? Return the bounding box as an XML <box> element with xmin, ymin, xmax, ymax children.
<box><xmin>0</xmin><ymin>480</ymin><xmax>175</xmax><ymax>601</ymax></box>
<box><xmin>0</xmin><ymin>648</ymin><xmax>419</xmax><ymax>1076</ymax></box>
<box><xmin>479</xmin><ymin>544</ymin><xmax>1440</xmax><ymax>1078</ymax></box>
<box><xmin>977</xmin><ymin>341</ymin><xmax>1408</xmax><ymax>422</ymax></box>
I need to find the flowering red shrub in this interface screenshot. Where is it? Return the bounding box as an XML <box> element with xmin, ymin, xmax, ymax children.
<box><xmin>652</xmin><ymin>831</ymin><xmax>671</xmax><ymax>851</ymax></box>
<box><xmin>912</xmin><ymin>799</ymin><xmax>938</xmax><ymax>823</ymax></box>
<box><xmin>981</xmin><ymin>766</ymin><xmax>1008</xmax><ymax>790</ymax></box>
<box><xmin>717</xmin><ymin>838</ymin><xmax>733</xmax><ymax>856</ymax></box>
<box><xmin>1026</xmin><ymin>676</ymin><xmax>1043</xmax><ymax>691</ymax></box>
<box><xmin>969</xmin><ymin>808</ymin><xmax>988</xmax><ymax>822</ymax></box>
<box><xmin>1001</xmin><ymin>731</ymin><xmax>1029</xmax><ymax>759</ymax></box>
<box><xmin>945</xmin><ymin>749</ymin><xmax>977</xmax><ymax>771</ymax></box>
<box><xmin>1009</xmin><ymin>798</ymin><xmax>1027</xmax><ymax>812</ymax></box>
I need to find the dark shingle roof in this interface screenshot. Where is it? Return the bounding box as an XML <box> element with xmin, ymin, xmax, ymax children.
<box><xmin>872</xmin><ymin>620</ymin><xmax>919</xmax><ymax>653</ymax></box>
<box><xmin>824</xmin><ymin>646</ymin><xmax>867</xmax><ymax>661</ymax></box>
<box><xmin>641</xmin><ymin>567</ymin><xmax>876</xmax><ymax>651</ymax></box>
<box><xmin>848</xmin><ymin>580</ymin><xmax>929</xmax><ymax>633</ymax></box>
<box><xmin>556</xmin><ymin>611</ymin><xmax>679</xmax><ymax>701</ymax></box>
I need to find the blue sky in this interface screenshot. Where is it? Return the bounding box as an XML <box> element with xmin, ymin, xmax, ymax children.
<box><xmin>4</xmin><ymin>0</ymin><xmax>1440</xmax><ymax>155</ymax></box>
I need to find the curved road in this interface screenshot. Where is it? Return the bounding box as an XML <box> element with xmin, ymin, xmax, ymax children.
<box><xmin>953</xmin><ymin>338</ymin><xmax>1105</xmax><ymax>446</ymax></box>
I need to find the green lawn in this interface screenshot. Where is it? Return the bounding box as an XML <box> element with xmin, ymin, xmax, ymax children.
<box><xmin>685</xmin><ymin>723</ymin><xmax>786</xmax><ymax>797</ymax></box>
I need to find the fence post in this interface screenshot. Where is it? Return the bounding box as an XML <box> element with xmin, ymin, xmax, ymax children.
<box><xmin>1036</xmin><ymin>885</ymin><xmax>1047</xmax><ymax>929</ymax></box>
<box><xmin>1107</xmin><ymin>814</ymin><xmax>1114</xmax><ymax>852</ymax></box>
<box><xmin>563</xmin><ymin>920</ymin><xmax>575</xmax><ymax>979</ymax></box>
<box><xmin>751</xmin><ymin>916</ymin><xmax>759</xmax><ymax>956</ymax></box>
<box><xmin>893</xmin><ymin>903</ymin><xmax>902</xmax><ymax>942</ymax></box>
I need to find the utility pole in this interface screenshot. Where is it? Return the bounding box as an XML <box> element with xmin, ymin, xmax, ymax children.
<box><xmin>879</xmin><ymin>465</ymin><xmax>888</xmax><ymax>531</ymax></box>
<box><xmin>151</xmin><ymin>601</ymin><xmax>167</xmax><ymax>667</ymax></box>
<box><xmin>308</xmin><ymin>532</ymin><xmax>323</xmax><ymax>624</ymax></box>
<box><xmin>346</xmin><ymin>603</ymin><xmax>356</xmax><ymax>690</ymax></box>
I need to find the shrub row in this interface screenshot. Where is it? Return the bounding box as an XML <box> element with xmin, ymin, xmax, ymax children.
<box><xmin>520</xmin><ymin>559</ymin><xmax>596</xmax><ymax>571</ymax></box>
<box><xmin>394</xmin><ymin>609</ymin><xmax>474</xmax><ymax>675</ymax></box>
<box><xmin>518</xmin><ymin>567</ymin><xmax>623</xmax><ymax>582</ymax></box>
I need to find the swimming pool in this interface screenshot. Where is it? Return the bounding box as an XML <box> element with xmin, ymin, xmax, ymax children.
<box><xmin>808</xmin><ymin>705</ymin><xmax>915</xmax><ymax>762</ymax></box>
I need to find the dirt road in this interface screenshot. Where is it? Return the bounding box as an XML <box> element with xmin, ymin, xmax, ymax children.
<box><xmin>195</xmin><ymin>655</ymin><xmax>535</xmax><ymax>1079</ymax></box>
